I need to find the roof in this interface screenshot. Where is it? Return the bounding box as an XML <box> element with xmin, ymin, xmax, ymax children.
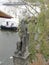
<box><xmin>0</xmin><ymin>11</ymin><xmax>13</xmax><ymax>19</ymax></box>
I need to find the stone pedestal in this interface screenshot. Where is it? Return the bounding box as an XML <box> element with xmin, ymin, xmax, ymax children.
<box><xmin>13</xmin><ymin>20</ymin><xmax>30</xmax><ymax>65</ymax></box>
<box><xmin>13</xmin><ymin>52</ymin><xmax>30</xmax><ymax>65</ymax></box>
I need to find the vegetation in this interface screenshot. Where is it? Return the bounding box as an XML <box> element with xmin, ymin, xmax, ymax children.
<box><xmin>23</xmin><ymin>0</ymin><xmax>49</xmax><ymax>62</ymax></box>
<box><xmin>18</xmin><ymin>0</ymin><xmax>49</xmax><ymax>63</ymax></box>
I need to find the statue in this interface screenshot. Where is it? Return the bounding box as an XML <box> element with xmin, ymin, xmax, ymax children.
<box><xmin>15</xmin><ymin>19</ymin><xmax>29</xmax><ymax>56</ymax></box>
<box><xmin>13</xmin><ymin>19</ymin><xmax>30</xmax><ymax>65</ymax></box>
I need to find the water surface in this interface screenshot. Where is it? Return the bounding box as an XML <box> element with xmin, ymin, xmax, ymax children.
<box><xmin>0</xmin><ymin>30</ymin><xmax>19</xmax><ymax>65</ymax></box>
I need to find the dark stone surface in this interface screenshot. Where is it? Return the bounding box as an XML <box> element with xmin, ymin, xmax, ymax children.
<box><xmin>13</xmin><ymin>20</ymin><xmax>30</xmax><ymax>65</ymax></box>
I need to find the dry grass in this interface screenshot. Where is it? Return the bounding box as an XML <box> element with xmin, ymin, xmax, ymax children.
<box><xmin>30</xmin><ymin>53</ymin><xmax>49</xmax><ymax>65</ymax></box>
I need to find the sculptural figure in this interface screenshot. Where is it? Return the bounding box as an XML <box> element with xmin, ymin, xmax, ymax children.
<box><xmin>15</xmin><ymin>19</ymin><xmax>29</xmax><ymax>56</ymax></box>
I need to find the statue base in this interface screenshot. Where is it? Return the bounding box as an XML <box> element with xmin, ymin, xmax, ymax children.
<box><xmin>13</xmin><ymin>52</ymin><xmax>30</xmax><ymax>65</ymax></box>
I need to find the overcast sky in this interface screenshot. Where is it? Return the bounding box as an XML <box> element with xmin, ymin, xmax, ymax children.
<box><xmin>0</xmin><ymin>0</ymin><xmax>8</xmax><ymax>3</ymax></box>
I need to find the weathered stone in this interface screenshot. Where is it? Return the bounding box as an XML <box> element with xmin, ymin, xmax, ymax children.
<box><xmin>13</xmin><ymin>20</ymin><xmax>30</xmax><ymax>65</ymax></box>
<box><xmin>13</xmin><ymin>52</ymin><xmax>30</xmax><ymax>65</ymax></box>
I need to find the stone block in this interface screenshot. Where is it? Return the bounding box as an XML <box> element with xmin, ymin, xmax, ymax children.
<box><xmin>13</xmin><ymin>53</ymin><xmax>30</xmax><ymax>65</ymax></box>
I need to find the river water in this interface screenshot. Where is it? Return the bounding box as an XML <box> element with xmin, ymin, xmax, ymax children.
<box><xmin>0</xmin><ymin>30</ymin><xmax>19</xmax><ymax>65</ymax></box>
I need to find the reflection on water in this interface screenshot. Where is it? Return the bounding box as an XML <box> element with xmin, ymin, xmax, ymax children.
<box><xmin>0</xmin><ymin>30</ymin><xmax>19</xmax><ymax>65</ymax></box>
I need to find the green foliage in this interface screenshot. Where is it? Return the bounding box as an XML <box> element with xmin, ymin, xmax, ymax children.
<box><xmin>19</xmin><ymin>0</ymin><xmax>49</xmax><ymax>62</ymax></box>
<box><xmin>37</xmin><ymin>12</ymin><xmax>46</xmax><ymax>33</ymax></box>
<box><xmin>26</xmin><ymin>6</ymin><xmax>49</xmax><ymax>61</ymax></box>
<box><xmin>25</xmin><ymin>0</ymin><xmax>45</xmax><ymax>3</ymax></box>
